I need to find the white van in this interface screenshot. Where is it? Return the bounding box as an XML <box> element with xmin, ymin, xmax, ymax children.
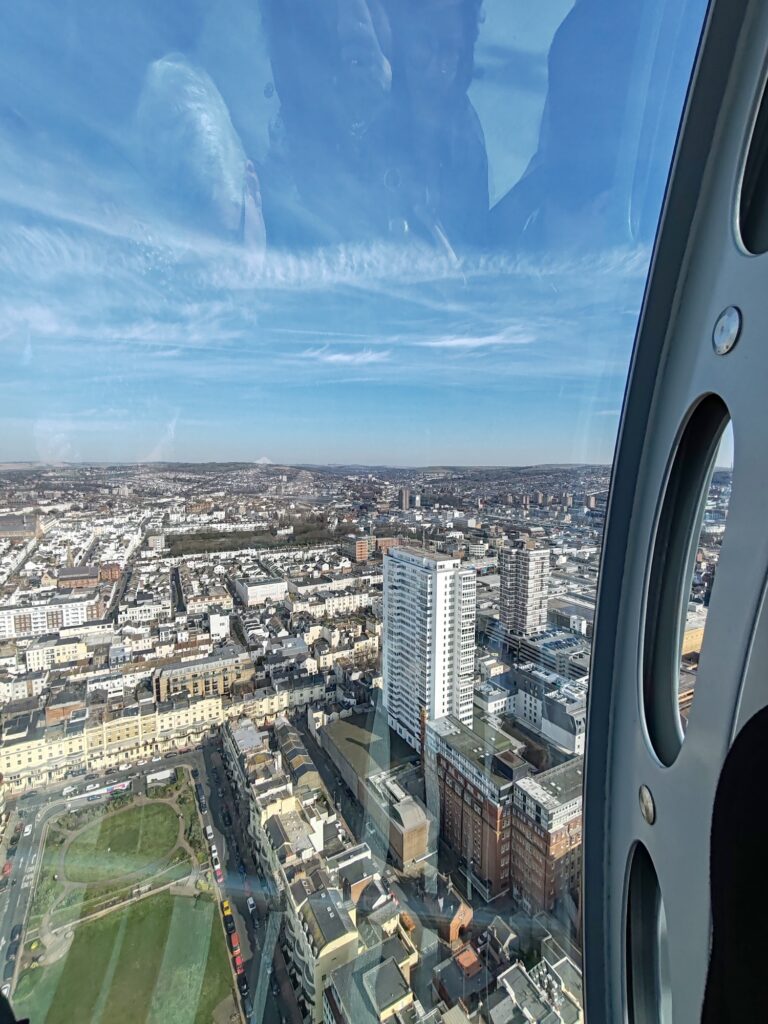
<box><xmin>62</xmin><ymin>785</ymin><xmax>77</xmax><ymax>797</ymax></box>
<box><xmin>204</xmin><ymin>825</ymin><xmax>214</xmax><ymax>842</ymax></box>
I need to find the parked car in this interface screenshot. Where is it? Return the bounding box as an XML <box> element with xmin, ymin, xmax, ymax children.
<box><xmin>246</xmin><ymin>896</ymin><xmax>256</xmax><ymax>917</ymax></box>
<box><xmin>191</xmin><ymin>768</ymin><xmax>200</xmax><ymax>779</ymax></box>
<box><xmin>118</xmin><ymin>763</ymin><xmax>131</xmax><ymax>771</ymax></box>
<box><xmin>3</xmin><ymin>962</ymin><xmax>13</xmax><ymax>982</ymax></box>
<box><xmin>2</xmin><ymin>864</ymin><xmax>12</xmax><ymax>878</ymax></box>
<box><xmin>1</xmin><ymin>984</ymin><xmax>10</xmax><ymax>998</ymax></box>
<box><xmin>85</xmin><ymin>773</ymin><xmax>98</xmax><ymax>781</ymax></box>
<box><xmin>22</xmin><ymin>825</ymin><xmax>32</xmax><ymax>838</ymax></box>
<box><xmin>214</xmin><ymin>866</ymin><xmax>224</xmax><ymax>883</ymax></box>
<box><xmin>5</xmin><ymin>942</ymin><xmax>18</xmax><ymax>963</ymax></box>
<box><xmin>62</xmin><ymin>785</ymin><xmax>78</xmax><ymax>798</ymax></box>
<box><xmin>137</xmin><ymin>760</ymin><xmax>147</xmax><ymax>766</ymax></box>
<box><xmin>237</xmin><ymin>973</ymin><xmax>249</xmax><ymax>996</ymax></box>
<box><xmin>151</xmin><ymin>756</ymin><xmax>162</xmax><ymax>762</ymax></box>
<box><xmin>210</xmin><ymin>844</ymin><xmax>218</xmax><ymax>859</ymax></box>
<box><xmin>242</xmin><ymin>996</ymin><xmax>253</xmax><ymax>1016</ymax></box>
<box><xmin>87</xmin><ymin>795</ymin><xmax>101</xmax><ymax>803</ymax></box>
<box><xmin>222</xmin><ymin>810</ymin><xmax>232</xmax><ymax>828</ymax></box>
<box><xmin>10</xmin><ymin>926</ymin><xmax>21</xmax><ymax>944</ymax></box>
<box><xmin>233</xmin><ymin>954</ymin><xmax>244</xmax><ymax>975</ymax></box>
<box><xmin>204</xmin><ymin>825</ymin><xmax>214</xmax><ymax>842</ymax></box>
<box><xmin>86</xmin><ymin>783</ymin><xmax>99</xmax><ymax>792</ymax></box>
<box><xmin>228</xmin><ymin>931</ymin><xmax>240</xmax><ymax>955</ymax></box>
<box><xmin>221</xmin><ymin>899</ymin><xmax>232</xmax><ymax>915</ymax></box>
<box><xmin>224</xmin><ymin>914</ymin><xmax>235</xmax><ymax>935</ymax></box>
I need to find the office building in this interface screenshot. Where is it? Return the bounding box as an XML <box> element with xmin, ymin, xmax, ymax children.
<box><xmin>499</xmin><ymin>540</ymin><xmax>550</xmax><ymax>637</ymax></box>
<box><xmin>383</xmin><ymin>547</ymin><xmax>476</xmax><ymax>749</ymax></box>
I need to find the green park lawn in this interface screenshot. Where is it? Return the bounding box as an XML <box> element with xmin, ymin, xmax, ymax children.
<box><xmin>13</xmin><ymin>891</ymin><xmax>233</xmax><ymax>1024</ymax></box>
<box><xmin>64</xmin><ymin>803</ymin><xmax>180</xmax><ymax>883</ymax></box>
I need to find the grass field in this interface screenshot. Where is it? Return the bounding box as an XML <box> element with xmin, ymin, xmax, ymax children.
<box><xmin>14</xmin><ymin>892</ymin><xmax>233</xmax><ymax>1024</ymax></box>
<box><xmin>64</xmin><ymin>803</ymin><xmax>179</xmax><ymax>883</ymax></box>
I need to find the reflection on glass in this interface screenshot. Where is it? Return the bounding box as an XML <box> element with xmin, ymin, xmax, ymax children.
<box><xmin>678</xmin><ymin>425</ymin><xmax>733</xmax><ymax>731</ymax></box>
<box><xmin>0</xmin><ymin>1</ymin><xmax>707</xmax><ymax>1022</ymax></box>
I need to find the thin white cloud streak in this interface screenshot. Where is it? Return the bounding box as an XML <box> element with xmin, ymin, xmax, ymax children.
<box><xmin>301</xmin><ymin>346</ymin><xmax>390</xmax><ymax>365</ymax></box>
<box><xmin>415</xmin><ymin>328</ymin><xmax>534</xmax><ymax>350</ymax></box>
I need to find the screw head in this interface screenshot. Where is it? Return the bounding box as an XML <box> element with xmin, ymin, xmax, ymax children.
<box><xmin>639</xmin><ymin>784</ymin><xmax>656</xmax><ymax>825</ymax></box>
<box><xmin>713</xmin><ymin>306</ymin><xmax>741</xmax><ymax>355</ymax></box>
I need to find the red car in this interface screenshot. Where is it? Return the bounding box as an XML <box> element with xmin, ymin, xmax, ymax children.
<box><xmin>229</xmin><ymin>931</ymin><xmax>240</xmax><ymax>955</ymax></box>
<box><xmin>2</xmin><ymin>863</ymin><xmax>11</xmax><ymax>877</ymax></box>
<box><xmin>233</xmin><ymin>954</ymin><xmax>244</xmax><ymax>974</ymax></box>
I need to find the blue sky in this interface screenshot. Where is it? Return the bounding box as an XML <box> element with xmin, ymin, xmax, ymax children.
<box><xmin>0</xmin><ymin>0</ymin><xmax>706</xmax><ymax>465</ymax></box>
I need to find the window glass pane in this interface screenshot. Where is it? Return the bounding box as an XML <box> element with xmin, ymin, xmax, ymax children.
<box><xmin>0</xmin><ymin>1</ymin><xmax>707</xmax><ymax>1022</ymax></box>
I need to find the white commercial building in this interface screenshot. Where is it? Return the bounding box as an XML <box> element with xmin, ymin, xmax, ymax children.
<box><xmin>233</xmin><ymin>576</ymin><xmax>288</xmax><ymax>607</ymax></box>
<box><xmin>499</xmin><ymin>539</ymin><xmax>550</xmax><ymax>636</ymax></box>
<box><xmin>382</xmin><ymin>546</ymin><xmax>476</xmax><ymax>749</ymax></box>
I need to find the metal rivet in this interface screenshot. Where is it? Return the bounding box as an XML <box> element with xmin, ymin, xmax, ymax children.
<box><xmin>712</xmin><ymin>305</ymin><xmax>741</xmax><ymax>355</ymax></box>
<box><xmin>639</xmin><ymin>785</ymin><xmax>656</xmax><ymax>825</ymax></box>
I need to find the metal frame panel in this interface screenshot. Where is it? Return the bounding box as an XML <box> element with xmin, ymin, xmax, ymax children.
<box><xmin>584</xmin><ymin>0</ymin><xmax>768</xmax><ymax>1019</ymax></box>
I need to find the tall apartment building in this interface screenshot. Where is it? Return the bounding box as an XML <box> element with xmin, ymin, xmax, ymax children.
<box><xmin>398</xmin><ymin>487</ymin><xmax>410</xmax><ymax>511</ymax></box>
<box><xmin>499</xmin><ymin>539</ymin><xmax>550</xmax><ymax>637</ymax></box>
<box><xmin>382</xmin><ymin>547</ymin><xmax>476</xmax><ymax>749</ymax></box>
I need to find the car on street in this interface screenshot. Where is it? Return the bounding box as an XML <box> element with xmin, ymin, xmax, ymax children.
<box><xmin>237</xmin><ymin>973</ymin><xmax>248</xmax><ymax>996</ymax></box>
<box><xmin>85</xmin><ymin>773</ymin><xmax>98</xmax><ymax>781</ymax></box>
<box><xmin>62</xmin><ymin>785</ymin><xmax>78</xmax><ymax>798</ymax></box>
<box><xmin>151</xmin><ymin>756</ymin><xmax>162</xmax><ymax>762</ymax></box>
<box><xmin>246</xmin><ymin>896</ymin><xmax>256</xmax><ymax>917</ymax></box>
<box><xmin>23</xmin><ymin>825</ymin><xmax>32</xmax><ymax>838</ymax></box>
<box><xmin>243</xmin><ymin>996</ymin><xmax>253</xmax><ymax>1016</ymax></box>
<box><xmin>10</xmin><ymin>926</ymin><xmax>21</xmax><ymax>944</ymax></box>
<box><xmin>137</xmin><ymin>760</ymin><xmax>147</xmax><ymax>766</ymax></box>
<box><xmin>217</xmin><ymin>788</ymin><xmax>224</xmax><ymax>799</ymax></box>
<box><xmin>2</xmin><ymin>864</ymin><xmax>12</xmax><ymax>878</ymax></box>
<box><xmin>192</xmin><ymin>768</ymin><xmax>199</xmax><ymax>779</ymax></box>
<box><xmin>222</xmin><ymin>810</ymin><xmax>232</xmax><ymax>828</ymax></box>
<box><xmin>5</xmin><ymin>942</ymin><xmax>18</xmax><ymax>963</ymax></box>
<box><xmin>224</xmin><ymin>914</ymin><xmax>235</xmax><ymax>935</ymax></box>
<box><xmin>118</xmin><ymin>763</ymin><xmax>131</xmax><ymax>771</ymax></box>
<box><xmin>204</xmin><ymin>825</ymin><xmax>214</xmax><ymax>842</ymax></box>
<box><xmin>210</xmin><ymin>844</ymin><xmax>218</xmax><ymax>859</ymax></box>
<box><xmin>87</xmin><ymin>795</ymin><xmax>101</xmax><ymax>803</ymax></box>
<box><xmin>3</xmin><ymin>963</ymin><xmax>13</xmax><ymax>982</ymax></box>
<box><xmin>1</xmin><ymin>984</ymin><xmax>10</xmax><ymax>998</ymax></box>
<box><xmin>86</xmin><ymin>783</ymin><xmax>99</xmax><ymax>792</ymax></box>
<box><xmin>233</xmin><ymin>953</ymin><xmax>244</xmax><ymax>975</ymax></box>
<box><xmin>164</xmin><ymin>753</ymin><xmax>175</xmax><ymax>759</ymax></box>
<box><xmin>221</xmin><ymin>899</ymin><xmax>232</xmax><ymax>915</ymax></box>
<box><xmin>214</xmin><ymin>866</ymin><xmax>223</xmax><ymax>883</ymax></box>
<box><xmin>228</xmin><ymin>931</ymin><xmax>240</xmax><ymax>955</ymax></box>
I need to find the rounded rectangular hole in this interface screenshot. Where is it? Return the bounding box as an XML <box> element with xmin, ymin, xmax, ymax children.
<box><xmin>739</xmin><ymin>73</ymin><xmax>768</xmax><ymax>254</ymax></box>
<box><xmin>626</xmin><ymin>842</ymin><xmax>672</xmax><ymax>1024</ymax></box>
<box><xmin>643</xmin><ymin>396</ymin><xmax>731</xmax><ymax>767</ymax></box>
<box><xmin>678</xmin><ymin>423</ymin><xmax>732</xmax><ymax>733</ymax></box>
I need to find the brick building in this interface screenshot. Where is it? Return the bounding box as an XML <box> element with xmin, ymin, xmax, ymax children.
<box><xmin>424</xmin><ymin>714</ymin><xmax>530</xmax><ymax>901</ymax></box>
<box><xmin>509</xmin><ymin>758</ymin><xmax>583</xmax><ymax>915</ymax></box>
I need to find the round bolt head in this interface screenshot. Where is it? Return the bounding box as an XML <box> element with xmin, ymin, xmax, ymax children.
<box><xmin>712</xmin><ymin>305</ymin><xmax>741</xmax><ymax>355</ymax></box>
<box><xmin>639</xmin><ymin>784</ymin><xmax>656</xmax><ymax>825</ymax></box>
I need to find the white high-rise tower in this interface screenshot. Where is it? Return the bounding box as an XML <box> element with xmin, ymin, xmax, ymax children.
<box><xmin>383</xmin><ymin>547</ymin><xmax>476</xmax><ymax>749</ymax></box>
<box><xmin>499</xmin><ymin>539</ymin><xmax>550</xmax><ymax>636</ymax></box>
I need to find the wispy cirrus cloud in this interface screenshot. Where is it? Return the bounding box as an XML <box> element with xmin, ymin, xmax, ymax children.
<box><xmin>416</xmin><ymin>327</ymin><xmax>534</xmax><ymax>350</ymax></box>
<box><xmin>301</xmin><ymin>346</ymin><xmax>390</xmax><ymax>365</ymax></box>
